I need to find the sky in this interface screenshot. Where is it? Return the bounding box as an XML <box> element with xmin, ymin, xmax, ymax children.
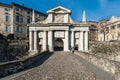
<box><xmin>0</xmin><ymin>0</ymin><xmax>120</xmax><ymax>22</ymax></box>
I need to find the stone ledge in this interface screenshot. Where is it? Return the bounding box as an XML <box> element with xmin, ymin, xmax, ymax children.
<box><xmin>0</xmin><ymin>51</ymin><xmax>48</xmax><ymax>78</ymax></box>
<box><xmin>75</xmin><ymin>51</ymin><xmax>120</xmax><ymax>80</ymax></box>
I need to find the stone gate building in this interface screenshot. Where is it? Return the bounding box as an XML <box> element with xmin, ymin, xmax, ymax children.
<box><xmin>28</xmin><ymin>6</ymin><xmax>89</xmax><ymax>55</ymax></box>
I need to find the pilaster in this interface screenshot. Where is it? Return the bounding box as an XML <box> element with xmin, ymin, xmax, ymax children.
<box><xmin>34</xmin><ymin>31</ymin><xmax>38</xmax><ymax>53</ymax></box>
<box><xmin>29</xmin><ymin>31</ymin><xmax>33</xmax><ymax>51</ymax></box>
<box><xmin>79</xmin><ymin>31</ymin><xmax>84</xmax><ymax>51</ymax></box>
<box><xmin>64</xmin><ymin>30</ymin><xmax>69</xmax><ymax>51</ymax></box>
<box><xmin>84</xmin><ymin>31</ymin><xmax>89</xmax><ymax>51</ymax></box>
<box><xmin>48</xmin><ymin>30</ymin><xmax>54</xmax><ymax>52</ymax></box>
<box><xmin>43</xmin><ymin>31</ymin><xmax>47</xmax><ymax>51</ymax></box>
<box><xmin>71</xmin><ymin>31</ymin><xmax>75</xmax><ymax>48</ymax></box>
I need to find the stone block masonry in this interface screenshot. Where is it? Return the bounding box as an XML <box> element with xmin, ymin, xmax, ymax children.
<box><xmin>75</xmin><ymin>51</ymin><xmax>120</xmax><ymax>80</ymax></box>
<box><xmin>0</xmin><ymin>51</ymin><xmax>48</xmax><ymax>78</ymax></box>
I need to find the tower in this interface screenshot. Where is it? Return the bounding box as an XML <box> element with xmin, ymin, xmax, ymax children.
<box><xmin>82</xmin><ymin>10</ymin><xmax>86</xmax><ymax>22</ymax></box>
<box><xmin>32</xmin><ymin>9</ymin><xmax>35</xmax><ymax>23</ymax></box>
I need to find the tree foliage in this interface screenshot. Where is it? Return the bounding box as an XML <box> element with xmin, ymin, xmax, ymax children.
<box><xmin>0</xmin><ymin>33</ymin><xmax>4</xmax><ymax>39</ymax></box>
<box><xmin>6</xmin><ymin>34</ymin><xmax>14</xmax><ymax>40</ymax></box>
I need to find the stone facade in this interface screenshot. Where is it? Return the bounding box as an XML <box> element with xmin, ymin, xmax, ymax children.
<box><xmin>0</xmin><ymin>3</ymin><xmax>13</xmax><ymax>35</ymax></box>
<box><xmin>0</xmin><ymin>2</ymin><xmax>47</xmax><ymax>39</ymax></box>
<box><xmin>88</xmin><ymin>21</ymin><xmax>98</xmax><ymax>41</ymax></box>
<box><xmin>28</xmin><ymin>6</ymin><xmax>90</xmax><ymax>54</ymax></box>
<box><xmin>98</xmin><ymin>16</ymin><xmax>120</xmax><ymax>41</ymax></box>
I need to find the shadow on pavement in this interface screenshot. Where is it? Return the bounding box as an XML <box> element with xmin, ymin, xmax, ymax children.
<box><xmin>25</xmin><ymin>52</ymin><xmax>53</xmax><ymax>69</ymax></box>
<box><xmin>0</xmin><ymin>52</ymin><xmax>53</xmax><ymax>79</ymax></box>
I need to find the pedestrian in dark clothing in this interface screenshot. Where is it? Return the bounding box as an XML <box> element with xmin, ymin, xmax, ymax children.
<box><xmin>71</xmin><ymin>47</ymin><xmax>74</xmax><ymax>53</ymax></box>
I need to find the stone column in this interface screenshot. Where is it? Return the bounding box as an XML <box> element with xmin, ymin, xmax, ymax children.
<box><xmin>29</xmin><ymin>31</ymin><xmax>33</xmax><ymax>50</ymax></box>
<box><xmin>64</xmin><ymin>30</ymin><xmax>69</xmax><ymax>51</ymax></box>
<box><xmin>43</xmin><ymin>31</ymin><xmax>47</xmax><ymax>51</ymax></box>
<box><xmin>79</xmin><ymin>31</ymin><xmax>84</xmax><ymax>51</ymax></box>
<box><xmin>34</xmin><ymin>31</ymin><xmax>38</xmax><ymax>52</ymax></box>
<box><xmin>84</xmin><ymin>31</ymin><xmax>89</xmax><ymax>51</ymax></box>
<box><xmin>48</xmin><ymin>30</ymin><xmax>53</xmax><ymax>52</ymax></box>
<box><xmin>71</xmin><ymin>31</ymin><xmax>75</xmax><ymax>48</ymax></box>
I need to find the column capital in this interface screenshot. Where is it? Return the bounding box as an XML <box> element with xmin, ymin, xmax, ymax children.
<box><xmin>65</xmin><ymin>30</ymin><xmax>70</xmax><ymax>31</ymax></box>
<box><xmin>80</xmin><ymin>31</ymin><xmax>84</xmax><ymax>32</ymax></box>
<box><xmin>71</xmin><ymin>30</ymin><xmax>75</xmax><ymax>32</ymax></box>
<box><xmin>43</xmin><ymin>30</ymin><xmax>47</xmax><ymax>32</ymax></box>
<box><xmin>34</xmin><ymin>30</ymin><xmax>38</xmax><ymax>32</ymax></box>
<box><xmin>29</xmin><ymin>30</ymin><xmax>33</xmax><ymax>32</ymax></box>
<box><xmin>85</xmin><ymin>30</ymin><xmax>89</xmax><ymax>32</ymax></box>
<box><xmin>49</xmin><ymin>30</ymin><xmax>53</xmax><ymax>32</ymax></box>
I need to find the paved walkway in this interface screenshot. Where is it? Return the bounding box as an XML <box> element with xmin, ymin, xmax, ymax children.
<box><xmin>1</xmin><ymin>51</ymin><xmax>115</xmax><ymax>80</ymax></box>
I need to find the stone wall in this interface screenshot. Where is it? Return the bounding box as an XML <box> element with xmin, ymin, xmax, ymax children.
<box><xmin>89</xmin><ymin>41</ymin><xmax>120</xmax><ymax>62</ymax></box>
<box><xmin>75</xmin><ymin>51</ymin><xmax>120</xmax><ymax>80</ymax></box>
<box><xmin>0</xmin><ymin>51</ymin><xmax>48</xmax><ymax>78</ymax></box>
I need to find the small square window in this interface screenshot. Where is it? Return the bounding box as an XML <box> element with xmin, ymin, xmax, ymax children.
<box><xmin>15</xmin><ymin>7</ymin><xmax>19</xmax><ymax>11</ymax></box>
<box><xmin>5</xmin><ymin>15</ymin><xmax>10</xmax><ymax>22</ymax></box>
<box><xmin>111</xmin><ymin>26</ymin><xmax>115</xmax><ymax>29</ymax></box>
<box><xmin>4</xmin><ymin>8</ymin><xmax>10</xmax><ymax>11</ymax></box>
<box><xmin>5</xmin><ymin>26</ymin><xmax>11</xmax><ymax>32</ymax></box>
<box><xmin>27</xmin><ymin>11</ymin><xmax>31</xmax><ymax>15</ymax></box>
<box><xmin>15</xmin><ymin>26</ymin><xmax>22</xmax><ymax>32</ymax></box>
<box><xmin>117</xmin><ymin>24</ymin><xmax>120</xmax><ymax>28</ymax></box>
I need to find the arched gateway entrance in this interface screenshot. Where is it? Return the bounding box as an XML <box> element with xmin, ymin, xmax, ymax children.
<box><xmin>28</xmin><ymin>6</ymin><xmax>89</xmax><ymax>55</ymax></box>
<box><xmin>54</xmin><ymin>38</ymin><xmax>63</xmax><ymax>51</ymax></box>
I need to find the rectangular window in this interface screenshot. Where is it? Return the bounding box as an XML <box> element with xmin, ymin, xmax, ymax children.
<box><xmin>106</xmin><ymin>27</ymin><xmax>109</xmax><ymax>31</ymax></box>
<box><xmin>15</xmin><ymin>26</ymin><xmax>19</xmax><ymax>32</ymax></box>
<box><xmin>27</xmin><ymin>18</ymin><xmax>31</xmax><ymax>23</ymax></box>
<box><xmin>4</xmin><ymin>8</ymin><xmax>10</xmax><ymax>11</ymax></box>
<box><xmin>15</xmin><ymin>7</ymin><xmax>19</xmax><ymax>11</ymax></box>
<box><xmin>106</xmin><ymin>27</ymin><xmax>109</xmax><ymax>33</ymax></box>
<box><xmin>5</xmin><ymin>26</ymin><xmax>10</xmax><ymax>32</ymax></box>
<box><xmin>111</xmin><ymin>26</ymin><xmax>115</xmax><ymax>29</ymax></box>
<box><xmin>19</xmin><ymin>27</ymin><xmax>22</xmax><ymax>32</ymax></box>
<box><xmin>20</xmin><ymin>8</ymin><xmax>22</xmax><ymax>13</ymax></box>
<box><xmin>117</xmin><ymin>24</ymin><xmax>120</xmax><ymax>28</ymax></box>
<box><xmin>15</xmin><ymin>26</ymin><xmax>22</xmax><ymax>32</ymax></box>
<box><xmin>5</xmin><ymin>15</ymin><xmax>10</xmax><ymax>22</ymax></box>
<box><xmin>16</xmin><ymin>15</ymin><xmax>23</xmax><ymax>23</ymax></box>
<box><xmin>27</xmin><ymin>11</ymin><xmax>31</xmax><ymax>15</ymax></box>
<box><xmin>35</xmin><ymin>14</ymin><xmax>39</xmax><ymax>17</ymax></box>
<box><xmin>118</xmin><ymin>33</ymin><xmax>120</xmax><ymax>40</ymax></box>
<box><xmin>16</xmin><ymin>15</ymin><xmax>20</xmax><ymax>22</ymax></box>
<box><xmin>40</xmin><ymin>16</ymin><xmax>45</xmax><ymax>20</ymax></box>
<box><xmin>112</xmin><ymin>34</ymin><xmax>114</xmax><ymax>40</ymax></box>
<box><xmin>20</xmin><ymin>16</ymin><xmax>23</xmax><ymax>23</ymax></box>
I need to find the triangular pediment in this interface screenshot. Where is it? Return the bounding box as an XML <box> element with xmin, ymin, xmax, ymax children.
<box><xmin>47</xmin><ymin>6</ymin><xmax>71</xmax><ymax>14</ymax></box>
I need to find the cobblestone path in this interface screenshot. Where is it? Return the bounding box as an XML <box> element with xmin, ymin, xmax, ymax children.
<box><xmin>1</xmin><ymin>51</ymin><xmax>115</xmax><ymax>80</ymax></box>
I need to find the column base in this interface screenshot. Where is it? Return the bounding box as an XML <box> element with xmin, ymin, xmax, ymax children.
<box><xmin>64</xmin><ymin>49</ymin><xmax>70</xmax><ymax>51</ymax></box>
<box><xmin>78</xmin><ymin>50</ymin><xmax>89</xmax><ymax>52</ymax></box>
<box><xmin>49</xmin><ymin>50</ymin><xmax>54</xmax><ymax>52</ymax></box>
<box><xmin>29</xmin><ymin>50</ymin><xmax>38</xmax><ymax>56</ymax></box>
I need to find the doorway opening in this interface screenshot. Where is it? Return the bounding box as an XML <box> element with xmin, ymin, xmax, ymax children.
<box><xmin>74</xmin><ymin>45</ymin><xmax>78</xmax><ymax>50</ymax></box>
<box><xmin>54</xmin><ymin>38</ymin><xmax>63</xmax><ymax>51</ymax></box>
